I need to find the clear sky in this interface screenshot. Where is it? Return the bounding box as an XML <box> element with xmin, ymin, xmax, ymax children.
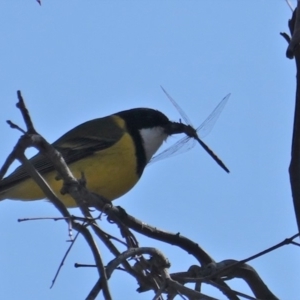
<box><xmin>0</xmin><ymin>1</ymin><xmax>298</xmax><ymax>299</ymax></box>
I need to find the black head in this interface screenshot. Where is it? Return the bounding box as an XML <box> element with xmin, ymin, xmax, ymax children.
<box><xmin>115</xmin><ymin>108</ymin><xmax>170</xmax><ymax>130</ymax></box>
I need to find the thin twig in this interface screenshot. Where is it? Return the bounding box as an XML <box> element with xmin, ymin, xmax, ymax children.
<box><xmin>285</xmin><ymin>0</ymin><xmax>294</xmax><ymax>12</ymax></box>
<box><xmin>50</xmin><ymin>228</ymin><xmax>82</xmax><ymax>288</ymax></box>
<box><xmin>204</xmin><ymin>233</ymin><xmax>299</xmax><ymax>280</ymax></box>
<box><xmin>16</xmin><ymin>90</ymin><xmax>36</xmax><ymax>133</ymax></box>
<box><xmin>6</xmin><ymin>120</ymin><xmax>26</xmax><ymax>134</ymax></box>
<box><xmin>151</xmin><ymin>283</ymin><xmax>165</xmax><ymax>300</ymax></box>
<box><xmin>208</xmin><ymin>280</ymin><xmax>256</xmax><ymax>300</ymax></box>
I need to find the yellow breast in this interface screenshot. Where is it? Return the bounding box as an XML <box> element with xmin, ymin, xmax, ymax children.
<box><xmin>5</xmin><ymin>131</ymin><xmax>139</xmax><ymax>207</ymax></box>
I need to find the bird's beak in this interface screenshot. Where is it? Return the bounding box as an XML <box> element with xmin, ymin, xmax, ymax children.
<box><xmin>164</xmin><ymin>121</ymin><xmax>197</xmax><ymax>138</ymax></box>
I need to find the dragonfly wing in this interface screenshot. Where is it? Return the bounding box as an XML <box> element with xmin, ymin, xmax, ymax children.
<box><xmin>148</xmin><ymin>136</ymin><xmax>196</xmax><ymax>165</ymax></box>
<box><xmin>149</xmin><ymin>92</ymin><xmax>230</xmax><ymax>166</ymax></box>
<box><xmin>197</xmin><ymin>93</ymin><xmax>230</xmax><ymax>139</ymax></box>
<box><xmin>160</xmin><ymin>86</ymin><xmax>193</xmax><ymax>126</ymax></box>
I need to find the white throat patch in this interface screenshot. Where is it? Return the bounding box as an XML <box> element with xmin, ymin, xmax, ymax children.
<box><xmin>139</xmin><ymin>127</ymin><xmax>167</xmax><ymax>162</ymax></box>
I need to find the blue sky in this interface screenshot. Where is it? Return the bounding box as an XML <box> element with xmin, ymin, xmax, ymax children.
<box><xmin>0</xmin><ymin>1</ymin><xmax>298</xmax><ymax>299</ymax></box>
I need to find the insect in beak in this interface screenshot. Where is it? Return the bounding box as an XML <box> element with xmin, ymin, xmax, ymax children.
<box><xmin>164</xmin><ymin>121</ymin><xmax>230</xmax><ymax>173</ymax></box>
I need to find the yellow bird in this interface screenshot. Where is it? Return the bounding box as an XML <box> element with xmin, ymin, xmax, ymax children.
<box><xmin>0</xmin><ymin>106</ymin><xmax>229</xmax><ymax>207</ymax></box>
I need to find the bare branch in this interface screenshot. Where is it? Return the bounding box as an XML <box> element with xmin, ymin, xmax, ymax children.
<box><xmin>103</xmin><ymin>206</ymin><xmax>214</xmax><ymax>266</ymax></box>
<box><xmin>286</xmin><ymin>6</ymin><xmax>300</xmax><ymax>59</ymax></box>
<box><xmin>16</xmin><ymin>90</ymin><xmax>37</xmax><ymax>133</ymax></box>
<box><xmin>104</xmin><ymin>247</ymin><xmax>218</xmax><ymax>300</ymax></box>
<box><xmin>1</xmin><ymin>91</ymin><xmax>112</xmax><ymax>300</ymax></box>
<box><xmin>285</xmin><ymin>3</ymin><xmax>300</xmax><ymax>235</ymax></box>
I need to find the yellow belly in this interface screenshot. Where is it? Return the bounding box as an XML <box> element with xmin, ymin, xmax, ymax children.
<box><xmin>4</xmin><ymin>132</ymin><xmax>139</xmax><ymax>207</ymax></box>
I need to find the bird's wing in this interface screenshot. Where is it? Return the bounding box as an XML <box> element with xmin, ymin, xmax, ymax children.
<box><xmin>0</xmin><ymin>116</ymin><xmax>124</xmax><ymax>189</ymax></box>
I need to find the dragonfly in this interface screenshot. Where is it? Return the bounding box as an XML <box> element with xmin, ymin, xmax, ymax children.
<box><xmin>149</xmin><ymin>86</ymin><xmax>230</xmax><ymax>173</ymax></box>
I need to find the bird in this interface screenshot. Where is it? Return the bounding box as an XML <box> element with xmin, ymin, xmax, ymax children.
<box><xmin>0</xmin><ymin>107</ymin><xmax>229</xmax><ymax>207</ymax></box>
